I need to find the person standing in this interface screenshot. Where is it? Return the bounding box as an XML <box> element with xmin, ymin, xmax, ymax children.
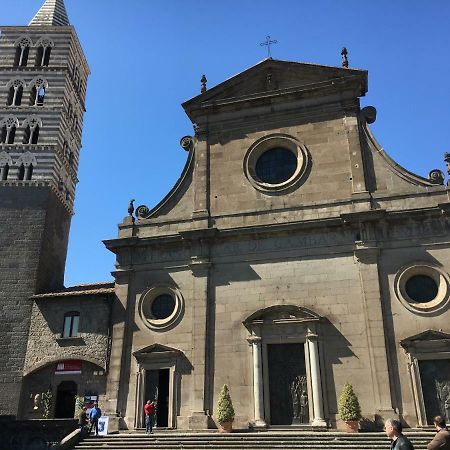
<box><xmin>88</xmin><ymin>402</ymin><xmax>102</xmax><ymax>436</ymax></box>
<box><xmin>384</xmin><ymin>419</ymin><xmax>415</xmax><ymax>450</ymax></box>
<box><xmin>427</xmin><ymin>415</ymin><xmax>450</xmax><ymax>450</ymax></box>
<box><xmin>78</xmin><ymin>406</ymin><xmax>88</xmax><ymax>433</ymax></box>
<box><xmin>144</xmin><ymin>400</ymin><xmax>156</xmax><ymax>434</ymax></box>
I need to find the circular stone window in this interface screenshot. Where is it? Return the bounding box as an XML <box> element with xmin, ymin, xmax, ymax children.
<box><xmin>394</xmin><ymin>264</ymin><xmax>450</xmax><ymax>314</ymax></box>
<box><xmin>139</xmin><ymin>285</ymin><xmax>184</xmax><ymax>331</ymax></box>
<box><xmin>244</xmin><ymin>134</ymin><xmax>310</xmax><ymax>192</ymax></box>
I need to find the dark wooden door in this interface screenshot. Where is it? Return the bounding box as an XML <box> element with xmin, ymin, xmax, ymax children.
<box><xmin>419</xmin><ymin>359</ymin><xmax>450</xmax><ymax>424</ymax></box>
<box><xmin>268</xmin><ymin>343</ymin><xmax>307</xmax><ymax>425</ymax></box>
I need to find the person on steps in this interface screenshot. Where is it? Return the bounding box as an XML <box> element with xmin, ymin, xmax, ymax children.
<box><xmin>427</xmin><ymin>415</ymin><xmax>450</xmax><ymax>450</ymax></box>
<box><xmin>384</xmin><ymin>419</ymin><xmax>414</xmax><ymax>450</ymax></box>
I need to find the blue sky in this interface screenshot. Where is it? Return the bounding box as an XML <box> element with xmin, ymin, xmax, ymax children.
<box><xmin>5</xmin><ymin>0</ymin><xmax>450</xmax><ymax>286</ymax></box>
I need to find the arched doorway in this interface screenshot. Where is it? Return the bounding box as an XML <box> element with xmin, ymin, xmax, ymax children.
<box><xmin>55</xmin><ymin>380</ymin><xmax>77</xmax><ymax>418</ymax></box>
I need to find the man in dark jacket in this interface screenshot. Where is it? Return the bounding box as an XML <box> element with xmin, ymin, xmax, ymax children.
<box><xmin>88</xmin><ymin>402</ymin><xmax>102</xmax><ymax>436</ymax></box>
<box><xmin>78</xmin><ymin>406</ymin><xmax>88</xmax><ymax>432</ymax></box>
<box><xmin>385</xmin><ymin>419</ymin><xmax>414</xmax><ymax>450</ymax></box>
<box><xmin>427</xmin><ymin>415</ymin><xmax>450</xmax><ymax>450</ymax></box>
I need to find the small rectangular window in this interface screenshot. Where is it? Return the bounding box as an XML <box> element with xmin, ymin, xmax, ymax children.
<box><xmin>62</xmin><ymin>313</ymin><xmax>80</xmax><ymax>337</ymax></box>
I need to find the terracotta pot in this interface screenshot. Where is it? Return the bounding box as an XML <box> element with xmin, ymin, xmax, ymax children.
<box><xmin>219</xmin><ymin>421</ymin><xmax>233</xmax><ymax>433</ymax></box>
<box><xmin>345</xmin><ymin>420</ymin><xmax>359</xmax><ymax>433</ymax></box>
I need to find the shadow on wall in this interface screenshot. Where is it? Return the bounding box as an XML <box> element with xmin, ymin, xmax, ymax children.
<box><xmin>378</xmin><ymin>247</ymin><xmax>444</xmax><ymax>426</ymax></box>
<box><xmin>320</xmin><ymin>318</ymin><xmax>355</xmax><ymax>425</ymax></box>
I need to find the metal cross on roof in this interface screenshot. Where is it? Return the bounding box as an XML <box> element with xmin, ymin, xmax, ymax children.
<box><xmin>260</xmin><ymin>35</ymin><xmax>278</xmax><ymax>58</ymax></box>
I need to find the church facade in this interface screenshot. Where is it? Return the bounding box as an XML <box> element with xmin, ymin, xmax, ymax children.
<box><xmin>1</xmin><ymin>0</ymin><xmax>450</xmax><ymax>431</ymax></box>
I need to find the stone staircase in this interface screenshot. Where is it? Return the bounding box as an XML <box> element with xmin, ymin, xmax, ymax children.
<box><xmin>72</xmin><ymin>430</ymin><xmax>435</xmax><ymax>450</ymax></box>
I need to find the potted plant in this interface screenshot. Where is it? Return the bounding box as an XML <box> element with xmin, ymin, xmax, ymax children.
<box><xmin>338</xmin><ymin>383</ymin><xmax>361</xmax><ymax>432</ymax></box>
<box><xmin>217</xmin><ymin>384</ymin><xmax>235</xmax><ymax>433</ymax></box>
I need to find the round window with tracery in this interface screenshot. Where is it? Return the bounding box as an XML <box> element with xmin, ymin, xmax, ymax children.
<box><xmin>244</xmin><ymin>134</ymin><xmax>310</xmax><ymax>192</ymax></box>
<box><xmin>139</xmin><ymin>285</ymin><xmax>184</xmax><ymax>331</ymax></box>
<box><xmin>394</xmin><ymin>264</ymin><xmax>450</xmax><ymax>314</ymax></box>
<box><xmin>255</xmin><ymin>148</ymin><xmax>298</xmax><ymax>184</ymax></box>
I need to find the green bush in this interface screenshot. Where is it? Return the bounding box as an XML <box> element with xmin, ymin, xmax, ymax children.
<box><xmin>74</xmin><ymin>395</ymin><xmax>84</xmax><ymax>418</ymax></box>
<box><xmin>217</xmin><ymin>384</ymin><xmax>235</xmax><ymax>423</ymax></box>
<box><xmin>41</xmin><ymin>389</ymin><xmax>53</xmax><ymax>419</ymax></box>
<box><xmin>338</xmin><ymin>383</ymin><xmax>361</xmax><ymax>421</ymax></box>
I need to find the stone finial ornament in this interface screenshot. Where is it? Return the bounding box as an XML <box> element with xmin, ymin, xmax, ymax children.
<box><xmin>128</xmin><ymin>199</ymin><xmax>135</xmax><ymax>217</ymax></box>
<box><xmin>180</xmin><ymin>136</ymin><xmax>194</xmax><ymax>152</ymax></box>
<box><xmin>361</xmin><ymin>106</ymin><xmax>377</xmax><ymax>124</ymax></box>
<box><xmin>341</xmin><ymin>47</ymin><xmax>349</xmax><ymax>68</ymax></box>
<box><xmin>201</xmin><ymin>75</ymin><xmax>207</xmax><ymax>93</ymax></box>
<box><xmin>136</xmin><ymin>205</ymin><xmax>150</xmax><ymax>219</ymax></box>
<box><xmin>429</xmin><ymin>169</ymin><xmax>445</xmax><ymax>185</ymax></box>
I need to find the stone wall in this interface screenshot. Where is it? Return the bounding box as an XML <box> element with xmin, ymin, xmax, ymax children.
<box><xmin>0</xmin><ymin>186</ymin><xmax>69</xmax><ymax>415</ymax></box>
<box><xmin>24</xmin><ymin>294</ymin><xmax>112</xmax><ymax>376</ymax></box>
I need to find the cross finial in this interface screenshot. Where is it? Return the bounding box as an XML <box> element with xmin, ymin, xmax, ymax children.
<box><xmin>200</xmin><ymin>75</ymin><xmax>207</xmax><ymax>93</ymax></box>
<box><xmin>341</xmin><ymin>47</ymin><xmax>349</xmax><ymax>68</ymax></box>
<box><xmin>260</xmin><ymin>35</ymin><xmax>278</xmax><ymax>59</ymax></box>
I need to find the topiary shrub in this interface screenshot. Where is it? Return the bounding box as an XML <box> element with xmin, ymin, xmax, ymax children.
<box><xmin>217</xmin><ymin>384</ymin><xmax>235</xmax><ymax>423</ymax></box>
<box><xmin>338</xmin><ymin>383</ymin><xmax>362</xmax><ymax>422</ymax></box>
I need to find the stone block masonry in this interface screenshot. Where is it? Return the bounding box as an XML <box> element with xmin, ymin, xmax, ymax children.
<box><xmin>0</xmin><ymin>186</ymin><xmax>70</xmax><ymax>415</ymax></box>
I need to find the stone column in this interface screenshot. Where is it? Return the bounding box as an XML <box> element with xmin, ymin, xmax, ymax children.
<box><xmin>247</xmin><ymin>336</ymin><xmax>266</xmax><ymax>427</ymax></box>
<box><xmin>307</xmin><ymin>331</ymin><xmax>326</xmax><ymax>427</ymax></box>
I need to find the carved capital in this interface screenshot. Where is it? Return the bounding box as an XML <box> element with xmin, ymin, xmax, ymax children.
<box><xmin>247</xmin><ymin>336</ymin><xmax>262</xmax><ymax>346</ymax></box>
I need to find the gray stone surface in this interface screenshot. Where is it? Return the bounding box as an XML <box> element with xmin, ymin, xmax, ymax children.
<box><xmin>0</xmin><ymin>0</ymin><xmax>89</xmax><ymax>416</ymax></box>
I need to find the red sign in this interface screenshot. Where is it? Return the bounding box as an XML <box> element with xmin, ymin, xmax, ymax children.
<box><xmin>55</xmin><ymin>360</ymin><xmax>82</xmax><ymax>374</ymax></box>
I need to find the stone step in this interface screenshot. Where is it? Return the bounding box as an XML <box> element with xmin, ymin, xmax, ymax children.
<box><xmin>71</xmin><ymin>431</ymin><xmax>434</xmax><ymax>450</ymax></box>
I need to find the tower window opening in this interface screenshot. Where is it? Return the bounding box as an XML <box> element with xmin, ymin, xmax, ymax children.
<box><xmin>23</xmin><ymin>125</ymin><xmax>40</xmax><ymax>145</ymax></box>
<box><xmin>11</xmin><ymin>86</ymin><xmax>23</xmax><ymax>106</ymax></box>
<box><xmin>68</xmin><ymin>151</ymin><xmax>74</xmax><ymax>166</ymax></box>
<box><xmin>24</xmin><ymin>164</ymin><xmax>33</xmax><ymax>180</ymax></box>
<box><xmin>36</xmin><ymin>46</ymin><xmax>52</xmax><ymax>67</ymax></box>
<box><xmin>0</xmin><ymin>126</ymin><xmax>6</xmax><ymax>144</ymax></box>
<box><xmin>31</xmin><ymin>86</ymin><xmax>46</xmax><ymax>106</ymax></box>
<box><xmin>0</xmin><ymin>164</ymin><xmax>9</xmax><ymax>181</ymax></box>
<box><xmin>0</xmin><ymin>117</ymin><xmax>19</xmax><ymax>144</ymax></box>
<box><xmin>7</xmin><ymin>80</ymin><xmax>25</xmax><ymax>106</ymax></box>
<box><xmin>14</xmin><ymin>46</ymin><xmax>29</xmax><ymax>67</ymax></box>
<box><xmin>8</xmin><ymin>127</ymin><xmax>16</xmax><ymax>144</ymax></box>
<box><xmin>36</xmin><ymin>87</ymin><xmax>46</xmax><ymax>106</ymax></box>
<box><xmin>17</xmin><ymin>164</ymin><xmax>25</xmax><ymax>180</ymax></box>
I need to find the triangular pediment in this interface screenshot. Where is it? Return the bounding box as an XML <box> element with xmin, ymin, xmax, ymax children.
<box><xmin>133</xmin><ymin>343</ymin><xmax>181</xmax><ymax>357</ymax></box>
<box><xmin>400</xmin><ymin>330</ymin><xmax>450</xmax><ymax>347</ymax></box>
<box><xmin>244</xmin><ymin>305</ymin><xmax>321</xmax><ymax>326</ymax></box>
<box><xmin>183</xmin><ymin>59</ymin><xmax>367</xmax><ymax>113</ymax></box>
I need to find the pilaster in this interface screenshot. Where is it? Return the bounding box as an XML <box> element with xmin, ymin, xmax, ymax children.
<box><xmin>354</xmin><ymin>241</ymin><xmax>395</xmax><ymax>418</ymax></box>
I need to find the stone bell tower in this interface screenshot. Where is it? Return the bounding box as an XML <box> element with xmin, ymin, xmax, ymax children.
<box><xmin>0</xmin><ymin>0</ymin><xmax>89</xmax><ymax>415</ymax></box>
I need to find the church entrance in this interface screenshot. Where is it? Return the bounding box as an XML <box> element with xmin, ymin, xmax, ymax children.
<box><xmin>54</xmin><ymin>380</ymin><xmax>77</xmax><ymax>418</ymax></box>
<box><xmin>268</xmin><ymin>343</ymin><xmax>308</xmax><ymax>425</ymax></box>
<box><xmin>144</xmin><ymin>369</ymin><xmax>170</xmax><ymax>427</ymax></box>
<box><xmin>419</xmin><ymin>359</ymin><xmax>450</xmax><ymax>424</ymax></box>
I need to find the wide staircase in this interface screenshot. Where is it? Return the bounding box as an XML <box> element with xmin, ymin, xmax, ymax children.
<box><xmin>73</xmin><ymin>430</ymin><xmax>435</xmax><ymax>450</ymax></box>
